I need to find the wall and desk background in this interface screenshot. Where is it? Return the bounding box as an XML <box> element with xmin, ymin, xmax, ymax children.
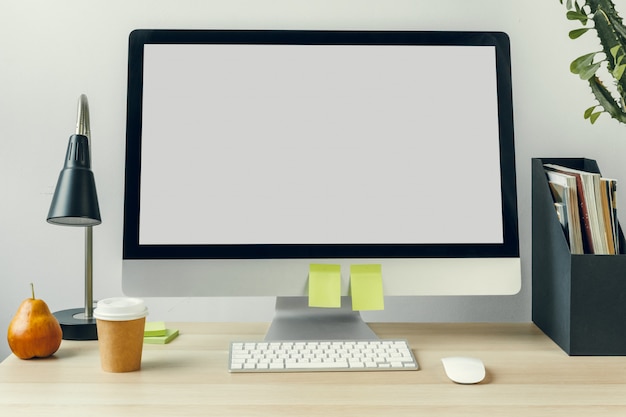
<box><xmin>2</xmin><ymin>0</ymin><xmax>626</xmax><ymax>361</ymax></box>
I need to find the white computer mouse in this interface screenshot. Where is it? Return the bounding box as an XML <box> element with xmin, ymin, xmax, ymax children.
<box><xmin>441</xmin><ymin>356</ymin><xmax>486</xmax><ymax>384</ymax></box>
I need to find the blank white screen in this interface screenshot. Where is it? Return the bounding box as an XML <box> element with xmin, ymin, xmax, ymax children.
<box><xmin>139</xmin><ymin>43</ymin><xmax>503</xmax><ymax>245</ymax></box>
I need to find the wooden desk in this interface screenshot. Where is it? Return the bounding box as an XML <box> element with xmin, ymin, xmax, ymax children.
<box><xmin>1</xmin><ymin>322</ymin><xmax>625</xmax><ymax>416</ymax></box>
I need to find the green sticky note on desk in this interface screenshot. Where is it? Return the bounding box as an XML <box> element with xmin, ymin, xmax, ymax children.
<box><xmin>350</xmin><ymin>264</ymin><xmax>384</xmax><ymax>311</ymax></box>
<box><xmin>308</xmin><ymin>264</ymin><xmax>341</xmax><ymax>308</ymax></box>
<box><xmin>144</xmin><ymin>328</ymin><xmax>179</xmax><ymax>344</ymax></box>
<box><xmin>144</xmin><ymin>321</ymin><xmax>167</xmax><ymax>337</ymax></box>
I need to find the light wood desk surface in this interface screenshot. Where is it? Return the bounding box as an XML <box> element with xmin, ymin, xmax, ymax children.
<box><xmin>1</xmin><ymin>322</ymin><xmax>625</xmax><ymax>416</ymax></box>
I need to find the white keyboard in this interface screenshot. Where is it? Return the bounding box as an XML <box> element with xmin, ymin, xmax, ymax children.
<box><xmin>229</xmin><ymin>339</ymin><xmax>418</xmax><ymax>372</ymax></box>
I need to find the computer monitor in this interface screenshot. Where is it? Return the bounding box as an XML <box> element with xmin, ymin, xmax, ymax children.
<box><xmin>122</xmin><ymin>29</ymin><xmax>520</xmax><ymax>340</ymax></box>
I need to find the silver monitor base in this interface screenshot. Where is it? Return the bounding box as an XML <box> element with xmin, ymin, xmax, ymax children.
<box><xmin>264</xmin><ymin>296</ymin><xmax>378</xmax><ymax>341</ymax></box>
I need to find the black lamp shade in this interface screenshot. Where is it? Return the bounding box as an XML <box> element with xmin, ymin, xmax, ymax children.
<box><xmin>47</xmin><ymin>134</ymin><xmax>101</xmax><ymax>226</ymax></box>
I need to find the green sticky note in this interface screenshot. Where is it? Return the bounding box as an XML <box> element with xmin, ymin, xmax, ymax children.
<box><xmin>144</xmin><ymin>328</ymin><xmax>179</xmax><ymax>344</ymax></box>
<box><xmin>144</xmin><ymin>321</ymin><xmax>167</xmax><ymax>337</ymax></box>
<box><xmin>308</xmin><ymin>264</ymin><xmax>341</xmax><ymax>308</ymax></box>
<box><xmin>350</xmin><ymin>264</ymin><xmax>384</xmax><ymax>311</ymax></box>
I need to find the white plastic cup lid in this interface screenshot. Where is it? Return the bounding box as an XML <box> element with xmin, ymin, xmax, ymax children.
<box><xmin>93</xmin><ymin>297</ymin><xmax>148</xmax><ymax>321</ymax></box>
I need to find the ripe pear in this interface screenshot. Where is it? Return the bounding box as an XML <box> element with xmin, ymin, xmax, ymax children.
<box><xmin>7</xmin><ymin>284</ymin><xmax>63</xmax><ymax>359</ymax></box>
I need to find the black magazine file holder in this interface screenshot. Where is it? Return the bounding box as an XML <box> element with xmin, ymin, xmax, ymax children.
<box><xmin>532</xmin><ymin>157</ymin><xmax>626</xmax><ymax>355</ymax></box>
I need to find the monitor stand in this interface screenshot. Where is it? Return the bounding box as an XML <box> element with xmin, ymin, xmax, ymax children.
<box><xmin>264</xmin><ymin>296</ymin><xmax>378</xmax><ymax>341</ymax></box>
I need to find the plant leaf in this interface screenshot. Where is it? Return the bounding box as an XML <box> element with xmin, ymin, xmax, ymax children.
<box><xmin>584</xmin><ymin>106</ymin><xmax>598</xmax><ymax>119</ymax></box>
<box><xmin>613</xmin><ymin>64</ymin><xmax>626</xmax><ymax>80</ymax></box>
<box><xmin>570</xmin><ymin>52</ymin><xmax>597</xmax><ymax>74</ymax></box>
<box><xmin>574</xmin><ymin>0</ymin><xmax>583</xmax><ymax>13</ymax></box>
<box><xmin>566</xmin><ymin>11</ymin><xmax>588</xmax><ymax>25</ymax></box>
<box><xmin>579</xmin><ymin>62</ymin><xmax>602</xmax><ymax>80</ymax></box>
<box><xmin>610</xmin><ymin>45</ymin><xmax>622</xmax><ymax>60</ymax></box>
<box><xmin>590</xmin><ymin>112</ymin><xmax>602</xmax><ymax>124</ymax></box>
<box><xmin>569</xmin><ymin>28</ymin><xmax>590</xmax><ymax>39</ymax></box>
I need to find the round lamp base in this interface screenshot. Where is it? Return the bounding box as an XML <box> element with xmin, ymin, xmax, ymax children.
<box><xmin>54</xmin><ymin>308</ymin><xmax>98</xmax><ymax>340</ymax></box>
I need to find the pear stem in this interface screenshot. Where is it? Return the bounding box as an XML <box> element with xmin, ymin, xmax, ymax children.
<box><xmin>30</xmin><ymin>283</ymin><xmax>35</xmax><ymax>300</ymax></box>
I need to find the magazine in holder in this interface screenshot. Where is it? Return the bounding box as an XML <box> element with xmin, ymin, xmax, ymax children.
<box><xmin>532</xmin><ymin>157</ymin><xmax>626</xmax><ymax>355</ymax></box>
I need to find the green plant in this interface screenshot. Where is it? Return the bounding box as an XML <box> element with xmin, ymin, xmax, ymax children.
<box><xmin>561</xmin><ymin>0</ymin><xmax>626</xmax><ymax>124</ymax></box>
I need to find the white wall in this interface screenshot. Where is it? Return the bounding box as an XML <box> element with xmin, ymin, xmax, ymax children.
<box><xmin>3</xmin><ymin>0</ymin><xmax>626</xmax><ymax>360</ymax></box>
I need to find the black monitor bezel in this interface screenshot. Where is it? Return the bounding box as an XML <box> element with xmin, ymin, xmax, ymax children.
<box><xmin>123</xmin><ymin>29</ymin><xmax>518</xmax><ymax>260</ymax></box>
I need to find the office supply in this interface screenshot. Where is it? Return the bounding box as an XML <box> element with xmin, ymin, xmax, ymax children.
<box><xmin>349</xmin><ymin>264</ymin><xmax>385</xmax><ymax>311</ymax></box>
<box><xmin>600</xmin><ymin>177</ymin><xmax>619</xmax><ymax>254</ymax></box>
<box><xmin>2</xmin><ymin>322</ymin><xmax>626</xmax><ymax>416</ymax></box>
<box><xmin>46</xmin><ymin>94</ymin><xmax>102</xmax><ymax>341</ymax></box>
<box><xmin>544</xmin><ymin>163</ymin><xmax>617</xmax><ymax>254</ymax></box>
<box><xmin>228</xmin><ymin>339</ymin><xmax>417</xmax><ymax>372</ymax></box>
<box><xmin>308</xmin><ymin>264</ymin><xmax>341</xmax><ymax>308</ymax></box>
<box><xmin>144</xmin><ymin>328</ymin><xmax>179</xmax><ymax>344</ymax></box>
<box><xmin>545</xmin><ymin>170</ymin><xmax>584</xmax><ymax>253</ymax></box>
<box><xmin>532</xmin><ymin>158</ymin><xmax>626</xmax><ymax>355</ymax></box>
<box><xmin>144</xmin><ymin>321</ymin><xmax>167</xmax><ymax>337</ymax></box>
<box><xmin>121</xmin><ymin>29</ymin><xmax>520</xmax><ymax>342</ymax></box>
<box><xmin>441</xmin><ymin>356</ymin><xmax>485</xmax><ymax>384</ymax></box>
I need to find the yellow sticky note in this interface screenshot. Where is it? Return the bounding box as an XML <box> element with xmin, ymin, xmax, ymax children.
<box><xmin>350</xmin><ymin>264</ymin><xmax>384</xmax><ymax>311</ymax></box>
<box><xmin>308</xmin><ymin>264</ymin><xmax>341</xmax><ymax>308</ymax></box>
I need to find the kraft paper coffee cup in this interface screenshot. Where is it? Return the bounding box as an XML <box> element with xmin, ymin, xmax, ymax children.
<box><xmin>94</xmin><ymin>297</ymin><xmax>148</xmax><ymax>373</ymax></box>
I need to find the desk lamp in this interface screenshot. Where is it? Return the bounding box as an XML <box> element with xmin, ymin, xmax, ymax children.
<box><xmin>47</xmin><ymin>94</ymin><xmax>101</xmax><ymax>340</ymax></box>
